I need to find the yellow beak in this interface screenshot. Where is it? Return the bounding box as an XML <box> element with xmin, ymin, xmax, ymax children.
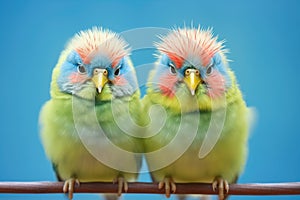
<box><xmin>92</xmin><ymin>68</ymin><xmax>109</xmax><ymax>93</ymax></box>
<box><xmin>183</xmin><ymin>69</ymin><xmax>201</xmax><ymax>96</ymax></box>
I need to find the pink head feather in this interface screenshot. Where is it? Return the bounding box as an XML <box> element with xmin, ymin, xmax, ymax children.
<box><xmin>156</xmin><ymin>26</ymin><xmax>226</xmax><ymax>67</ymax></box>
<box><xmin>67</xmin><ymin>27</ymin><xmax>130</xmax><ymax>67</ymax></box>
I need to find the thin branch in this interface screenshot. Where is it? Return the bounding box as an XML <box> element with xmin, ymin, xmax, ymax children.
<box><xmin>0</xmin><ymin>182</ymin><xmax>300</xmax><ymax>196</ymax></box>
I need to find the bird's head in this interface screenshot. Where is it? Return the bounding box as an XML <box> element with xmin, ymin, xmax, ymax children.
<box><xmin>51</xmin><ymin>27</ymin><xmax>138</xmax><ymax>101</ymax></box>
<box><xmin>148</xmin><ymin>27</ymin><xmax>237</xmax><ymax>111</ymax></box>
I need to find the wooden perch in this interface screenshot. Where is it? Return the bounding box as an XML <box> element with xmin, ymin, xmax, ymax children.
<box><xmin>0</xmin><ymin>182</ymin><xmax>300</xmax><ymax>196</ymax></box>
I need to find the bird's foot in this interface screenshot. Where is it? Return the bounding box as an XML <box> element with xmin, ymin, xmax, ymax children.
<box><xmin>63</xmin><ymin>178</ymin><xmax>80</xmax><ymax>200</ymax></box>
<box><xmin>158</xmin><ymin>177</ymin><xmax>176</xmax><ymax>198</ymax></box>
<box><xmin>212</xmin><ymin>176</ymin><xmax>229</xmax><ymax>200</ymax></box>
<box><xmin>113</xmin><ymin>176</ymin><xmax>128</xmax><ymax>196</ymax></box>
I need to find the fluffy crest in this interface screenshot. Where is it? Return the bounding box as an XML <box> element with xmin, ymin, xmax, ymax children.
<box><xmin>156</xmin><ymin>26</ymin><xmax>226</xmax><ymax>67</ymax></box>
<box><xmin>67</xmin><ymin>27</ymin><xmax>130</xmax><ymax>67</ymax></box>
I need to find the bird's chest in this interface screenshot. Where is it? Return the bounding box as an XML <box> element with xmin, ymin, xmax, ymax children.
<box><xmin>146</xmin><ymin>110</ymin><xmax>244</xmax><ymax>182</ymax></box>
<box><xmin>53</xmin><ymin>102</ymin><xmax>140</xmax><ymax>180</ymax></box>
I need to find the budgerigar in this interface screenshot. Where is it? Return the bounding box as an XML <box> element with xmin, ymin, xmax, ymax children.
<box><xmin>143</xmin><ymin>26</ymin><xmax>250</xmax><ymax>200</ymax></box>
<box><xmin>39</xmin><ymin>27</ymin><xmax>143</xmax><ymax>199</ymax></box>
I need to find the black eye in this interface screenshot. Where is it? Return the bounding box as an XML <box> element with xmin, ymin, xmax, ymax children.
<box><xmin>169</xmin><ymin>63</ymin><xmax>177</xmax><ymax>74</ymax></box>
<box><xmin>206</xmin><ymin>63</ymin><xmax>214</xmax><ymax>75</ymax></box>
<box><xmin>77</xmin><ymin>64</ymin><xmax>86</xmax><ymax>74</ymax></box>
<box><xmin>114</xmin><ymin>68</ymin><xmax>120</xmax><ymax>76</ymax></box>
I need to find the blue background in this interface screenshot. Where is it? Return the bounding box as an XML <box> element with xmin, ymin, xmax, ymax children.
<box><xmin>0</xmin><ymin>0</ymin><xmax>299</xmax><ymax>199</ymax></box>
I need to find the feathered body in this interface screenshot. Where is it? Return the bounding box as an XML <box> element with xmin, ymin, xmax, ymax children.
<box><xmin>143</xmin><ymin>27</ymin><xmax>250</xmax><ymax>199</ymax></box>
<box><xmin>40</xmin><ymin>27</ymin><xmax>143</xmax><ymax>199</ymax></box>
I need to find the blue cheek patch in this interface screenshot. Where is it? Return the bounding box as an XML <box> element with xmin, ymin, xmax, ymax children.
<box><xmin>115</xmin><ymin>57</ymin><xmax>138</xmax><ymax>91</ymax></box>
<box><xmin>57</xmin><ymin>62</ymin><xmax>77</xmax><ymax>91</ymax></box>
<box><xmin>212</xmin><ymin>53</ymin><xmax>232</xmax><ymax>88</ymax></box>
<box><xmin>57</xmin><ymin>51</ymin><xmax>85</xmax><ymax>92</ymax></box>
<box><xmin>118</xmin><ymin>57</ymin><xmax>131</xmax><ymax>76</ymax></box>
<box><xmin>151</xmin><ymin>55</ymin><xmax>179</xmax><ymax>91</ymax></box>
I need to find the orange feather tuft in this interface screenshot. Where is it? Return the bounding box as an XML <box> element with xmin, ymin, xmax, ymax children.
<box><xmin>67</xmin><ymin>27</ymin><xmax>130</xmax><ymax>66</ymax></box>
<box><xmin>156</xmin><ymin>26</ymin><xmax>226</xmax><ymax>67</ymax></box>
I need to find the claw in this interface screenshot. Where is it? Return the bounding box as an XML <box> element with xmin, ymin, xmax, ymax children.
<box><xmin>113</xmin><ymin>176</ymin><xmax>128</xmax><ymax>196</ymax></box>
<box><xmin>158</xmin><ymin>177</ymin><xmax>176</xmax><ymax>198</ymax></box>
<box><xmin>212</xmin><ymin>176</ymin><xmax>229</xmax><ymax>200</ymax></box>
<box><xmin>63</xmin><ymin>178</ymin><xmax>80</xmax><ymax>200</ymax></box>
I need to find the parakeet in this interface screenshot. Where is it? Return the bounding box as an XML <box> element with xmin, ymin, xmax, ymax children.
<box><xmin>39</xmin><ymin>27</ymin><xmax>143</xmax><ymax>200</ymax></box>
<box><xmin>143</xmin><ymin>26</ymin><xmax>250</xmax><ymax>200</ymax></box>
